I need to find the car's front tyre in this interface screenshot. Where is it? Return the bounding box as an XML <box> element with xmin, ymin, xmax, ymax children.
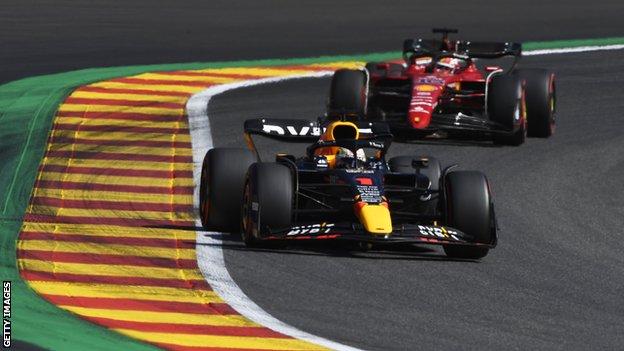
<box><xmin>199</xmin><ymin>148</ymin><xmax>257</xmax><ymax>232</ymax></box>
<box><xmin>242</xmin><ymin>162</ymin><xmax>293</xmax><ymax>247</ymax></box>
<box><xmin>488</xmin><ymin>75</ymin><xmax>527</xmax><ymax>146</ymax></box>
<box><xmin>514</xmin><ymin>69</ymin><xmax>556</xmax><ymax>138</ymax></box>
<box><xmin>442</xmin><ymin>171</ymin><xmax>495</xmax><ymax>259</ymax></box>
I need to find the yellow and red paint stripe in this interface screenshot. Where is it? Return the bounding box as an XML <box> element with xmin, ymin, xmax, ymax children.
<box><xmin>16</xmin><ymin>62</ymin><xmax>361</xmax><ymax>350</ymax></box>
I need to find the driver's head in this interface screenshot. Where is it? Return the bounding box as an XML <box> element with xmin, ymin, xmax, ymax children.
<box><xmin>334</xmin><ymin>148</ymin><xmax>367</xmax><ymax>169</ymax></box>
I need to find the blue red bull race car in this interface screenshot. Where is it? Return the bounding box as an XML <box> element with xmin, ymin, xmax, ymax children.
<box><xmin>328</xmin><ymin>28</ymin><xmax>556</xmax><ymax>145</ymax></box>
<box><xmin>199</xmin><ymin>118</ymin><xmax>497</xmax><ymax>259</ymax></box>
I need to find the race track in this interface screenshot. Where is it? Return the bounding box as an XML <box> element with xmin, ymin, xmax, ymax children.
<box><xmin>3</xmin><ymin>1</ymin><xmax>624</xmax><ymax>350</ymax></box>
<box><xmin>210</xmin><ymin>50</ymin><xmax>624</xmax><ymax>350</ymax></box>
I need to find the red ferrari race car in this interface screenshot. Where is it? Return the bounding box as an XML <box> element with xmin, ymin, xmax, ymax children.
<box><xmin>328</xmin><ymin>28</ymin><xmax>556</xmax><ymax>145</ymax></box>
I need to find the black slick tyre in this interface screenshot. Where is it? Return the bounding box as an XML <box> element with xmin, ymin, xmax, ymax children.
<box><xmin>442</xmin><ymin>171</ymin><xmax>494</xmax><ymax>259</ymax></box>
<box><xmin>488</xmin><ymin>75</ymin><xmax>526</xmax><ymax>146</ymax></box>
<box><xmin>242</xmin><ymin>163</ymin><xmax>293</xmax><ymax>247</ymax></box>
<box><xmin>199</xmin><ymin>148</ymin><xmax>257</xmax><ymax>232</ymax></box>
<box><xmin>328</xmin><ymin>69</ymin><xmax>367</xmax><ymax>118</ymax></box>
<box><xmin>514</xmin><ymin>69</ymin><xmax>556</xmax><ymax>138</ymax></box>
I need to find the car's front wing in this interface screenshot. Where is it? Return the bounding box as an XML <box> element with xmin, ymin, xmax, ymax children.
<box><xmin>263</xmin><ymin>222</ymin><xmax>493</xmax><ymax>247</ymax></box>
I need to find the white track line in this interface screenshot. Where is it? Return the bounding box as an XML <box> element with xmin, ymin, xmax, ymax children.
<box><xmin>186</xmin><ymin>42</ymin><xmax>624</xmax><ymax>351</ymax></box>
<box><xmin>188</xmin><ymin>72</ymin><xmax>363</xmax><ymax>351</ymax></box>
<box><xmin>523</xmin><ymin>44</ymin><xmax>624</xmax><ymax>56</ymax></box>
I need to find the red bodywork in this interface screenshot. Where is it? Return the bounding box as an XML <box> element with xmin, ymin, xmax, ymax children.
<box><xmin>368</xmin><ymin>58</ymin><xmax>488</xmax><ymax>129</ymax></box>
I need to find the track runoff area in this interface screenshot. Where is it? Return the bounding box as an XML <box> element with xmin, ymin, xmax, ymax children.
<box><xmin>11</xmin><ymin>38</ymin><xmax>624</xmax><ymax>350</ymax></box>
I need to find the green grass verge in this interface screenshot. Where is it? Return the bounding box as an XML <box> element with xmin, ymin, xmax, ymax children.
<box><xmin>1</xmin><ymin>35</ymin><xmax>622</xmax><ymax>350</ymax></box>
<box><xmin>0</xmin><ymin>74</ymin><xmax>161</xmax><ymax>351</ymax></box>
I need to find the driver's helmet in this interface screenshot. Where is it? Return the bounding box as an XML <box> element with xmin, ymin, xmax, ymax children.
<box><xmin>334</xmin><ymin>148</ymin><xmax>367</xmax><ymax>169</ymax></box>
<box><xmin>315</xmin><ymin>121</ymin><xmax>366</xmax><ymax>169</ymax></box>
<box><xmin>437</xmin><ymin>57</ymin><xmax>466</xmax><ymax>70</ymax></box>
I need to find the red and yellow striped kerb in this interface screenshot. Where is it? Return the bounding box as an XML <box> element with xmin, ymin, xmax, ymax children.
<box><xmin>16</xmin><ymin>62</ymin><xmax>361</xmax><ymax>351</ymax></box>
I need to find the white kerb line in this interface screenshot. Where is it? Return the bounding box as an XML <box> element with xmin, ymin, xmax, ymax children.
<box><xmin>187</xmin><ymin>72</ymin><xmax>364</xmax><ymax>351</ymax></box>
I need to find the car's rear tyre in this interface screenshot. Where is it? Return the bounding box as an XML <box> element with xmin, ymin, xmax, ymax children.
<box><xmin>328</xmin><ymin>69</ymin><xmax>367</xmax><ymax>118</ymax></box>
<box><xmin>242</xmin><ymin>163</ymin><xmax>293</xmax><ymax>247</ymax></box>
<box><xmin>488</xmin><ymin>75</ymin><xmax>526</xmax><ymax>146</ymax></box>
<box><xmin>513</xmin><ymin>69</ymin><xmax>556</xmax><ymax>138</ymax></box>
<box><xmin>442</xmin><ymin>171</ymin><xmax>494</xmax><ymax>259</ymax></box>
<box><xmin>199</xmin><ymin>148</ymin><xmax>257</xmax><ymax>232</ymax></box>
<box><xmin>388</xmin><ymin>156</ymin><xmax>441</xmax><ymax>191</ymax></box>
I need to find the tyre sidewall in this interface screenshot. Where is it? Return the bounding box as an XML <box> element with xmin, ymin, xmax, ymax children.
<box><xmin>328</xmin><ymin>69</ymin><xmax>367</xmax><ymax>118</ymax></box>
<box><xmin>514</xmin><ymin>69</ymin><xmax>556</xmax><ymax>137</ymax></box>
<box><xmin>200</xmin><ymin>148</ymin><xmax>257</xmax><ymax>232</ymax></box>
<box><xmin>243</xmin><ymin>163</ymin><xmax>293</xmax><ymax>242</ymax></box>
<box><xmin>489</xmin><ymin>74</ymin><xmax>527</xmax><ymax>145</ymax></box>
<box><xmin>444</xmin><ymin>171</ymin><xmax>492</xmax><ymax>244</ymax></box>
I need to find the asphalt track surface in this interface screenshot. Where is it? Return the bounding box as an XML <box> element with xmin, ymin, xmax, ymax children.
<box><xmin>3</xmin><ymin>1</ymin><xmax>624</xmax><ymax>350</ymax></box>
<box><xmin>210</xmin><ymin>50</ymin><xmax>624</xmax><ymax>350</ymax></box>
<box><xmin>2</xmin><ymin>0</ymin><xmax>624</xmax><ymax>83</ymax></box>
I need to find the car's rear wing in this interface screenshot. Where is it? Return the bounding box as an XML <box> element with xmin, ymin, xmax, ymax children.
<box><xmin>243</xmin><ymin>118</ymin><xmax>392</xmax><ymax>160</ymax></box>
<box><xmin>403</xmin><ymin>39</ymin><xmax>522</xmax><ymax>59</ymax></box>
<box><xmin>244</xmin><ymin>118</ymin><xmax>321</xmax><ymax>142</ymax></box>
<box><xmin>455</xmin><ymin>41</ymin><xmax>522</xmax><ymax>59</ymax></box>
<box><xmin>243</xmin><ymin>118</ymin><xmax>391</xmax><ymax>142</ymax></box>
